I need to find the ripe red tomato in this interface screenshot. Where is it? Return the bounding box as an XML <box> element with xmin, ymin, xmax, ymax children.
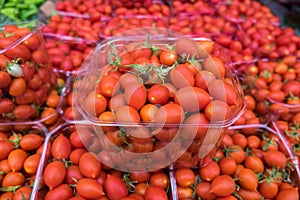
<box><xmin>154</xmin><ymin>103</ymin><xmax>185</xmax><ymax>124</ymax></box>
<box><xmin>124</xmin><ymin>81</ymin><xmax>147</xmax><ymax>110</ymax></box>
<box><xmin>159</xmin><ymin>50</ymin><xmax>178</xmax><ymax>66</ymax></box>
<box><xmin>147</xmin><ymin>84</ymin><xmax>170</xmax><ymax>105</ymax></box>
<box><xmin>205</xmin><ymin>100</ymin><xmax>231</xmax><ymax>121</ymax></box>
<box><xmin>115</xmin><ymin>105</ymin><xmax>140</xmax><ymax>124</ymax></box>
<box><xmin>144</xmin><ymin>185</ymin><xmax>168</xmax><ymax>200</ymax></box>
<box><xmin>263</xmin><ymin>150</ymin><xmax>287</xmax><ymax>169</ymax></box>
<box><xmin>199</xmin><ymin>161</ymin><xmax>220</xmax><ymax>182</ymax></box>
<box><xmin>44</xmin><ymin>184</ymin><xmax>74</xmax><ymax>200</ymax></box>
<box><xmin>244</xmin><ymin>156</ymin><xmax>264</xmax><ymax>173</ymax></box>
<box><xmin>84</xmin><ymin>91</ymin><xmax>107</xmax><ymax>117</ymax></box>
<box><xmin>9</xmin><ymin>77</ymin><xmax>26</xmax><ymax>97</ymax></box>
<box><xmin>218</xmin><ymin>157</ymin><xmax>237</xmax><ymax>176</ymax></box>
<box><xmin>104</xmin><ymin>174</ymin><xmax>128</xmax><ymax>200</ymax></box>
<box><xmin>210</xmin><ymin>175</ymin><xmax>236</xmax><ymax>197</ymax></box>
<box><xmin>237</xmin><ymin>168</ymin><xmax>258</xmax><ymax>191</ymax></box>
<box><xmin>76</xmin><ymin>178</ymin><xmax>105</xmax><ymax>199</ymax></box>
<box><xmin>23</xmin><ymin>153</ymin><xmax>41</xmax><ymax>175</ymax></box>
<box><xmin>13</xmin><ymin>186</ymin><xmax>32</xmax><ymax>200</ymax></box>
<box><xmin>19</xmin><ymin>133</ymin><xmax>44</xmax><ymax>151</ymax></box>
<box><xmin>7</xmin><ymin>149</ymin><xmax>28</xmax><ymax>172</ymax></box>
<box><xmin>259</xmin><ymin>180</ymin><xmax>278</xmax><ymax>199</ymax></box>
<box><xmin>98</xmin><ymin>75</ymin><xmax>120</xmax><ymax>97</ymax></box>
<box><xmin>0</xmin><ymin>140</ymin><xmax>14</xmax><ymax>160</ymax></box>
<box><xmin>170</xmin><ymin>64</ymin><xmax>195</xmax><ymax>89</ymax></box>
<box><xmin>208</xmin><ymin>79</ymin><xmax>238</xmax><ymax>106</ymax></box>
<box><xmin>43</xmin><ymin>160</ymin><xmax>66</xmax><ymax>190</ymax></box>
<box><xmin>195</xmin><ymin>70</ymin><xmax>216</xmax><ymax>91</ymax></box>
<box><xmin>51</xmin><ymin>134</ymin><xmax>72</xmax><ymax>160</ymax></box>
<box><xmin>79</xmin><ymin>152</ymin><xmax>101</xmax><ymax>178</ymax></box>
<box><xmin>149</xmin><ymin>172</ymin><xmax>170</xmax><ymax>189</ymax></box>
<box><xmin>196</xmin><ymin>182</ymin><xmax>217</xmax><ymax>199</ymax></box>
<box><xmin>174</xmin><ymin>86</ymin><xmax>210</xmax><ymax>112</ymax></box>
<box><xmin>2</xmin><ymin>171</ymin><xmax>25</xmax><ymax>187</ymax></box>
<box><xmin>203</xmin><ymin>56</ymin><xmax>226</xmax><ymax>79</ymax></box>
<box><xmin>175</xmin><ymin>168</ymin><xmax>195</xmax><ymax>187</ymax></box>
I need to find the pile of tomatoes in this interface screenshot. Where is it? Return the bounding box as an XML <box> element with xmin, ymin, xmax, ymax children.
<box><xmin>0</xmin><ymin>0</ymin><xmax>299</xmax><ymax>199</ymax></box>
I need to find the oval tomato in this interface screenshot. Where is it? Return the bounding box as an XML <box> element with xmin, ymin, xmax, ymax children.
<box><xmin>237</xmin><ymin>168</ymin><xmax>258</xmax><ymax>191</ymax></box>
<box><xmin>175</xmin><ymin>168</ymin><xmax>195</xmax><ymax>187</ymax></box>
<box><xmin>149</xmin><ymin>172</ymin><xmax>170</xmax><ymax>189</ymax></box>
<box><xmin>2</xmin><ymin>172</ymin><xmax>25</xmax><ymax>187</ymax></box>
<box><xmin>79</xmin><ymin>152</ymin><xmax>101</xmax><ymax>178</ymax></box>
<box><xmin>144</xmin><ymin>185</ymin><xmax>168</xmax><ymax>200</ymax></box>
<box><xmin>51</xmin><ymin>134</ymin><xmax>72</xmax><ymax>160</ymax></box>
<box><xmin>19</xmin><ymin>133</ymin><xmax>44</xmax><ymax>151</ymax></box>
<box><xmin>124</xmin><ymin>81</ymin><xmax>147</xmax><ymax>110</ymax></box>
<box><xmin>208</xmin><ymin>79</ymin><xmax>238</xmax><ymax>105</ymax></box>
<box><xmin>45</xmin><ymin>184</ymin><xmax>73</xmax><ymax>200</ymax></box>
<box><xmin>169</xmin><ymin>64</ymin><xmax>195</xmax><ymax>89</ymax></box>
<box><xmin>7</xmin><ymin>149</ymin><xmax>28</xmax><ymax>172</ymax></box>
<box><xmin>98</xmin><ymin>75</ymin><xmax>120</xmax><ymax>97</ymax></box>
<box><xmin>147</xmin><ymin>84</ymin><xmax>170</xmax><ymax>105</ymax></box>
<box><xmin>174</xmin><ymin>86</ymin><xmax>210</xmax><ymax>112</ymax></box>
<box><xmin>210</xmin><ymin>175</ymin><xmax>236</xmax><ymax>197</ymax></box>
<box><xmin>76</xmin><ymin>178</ymin><xmax>105</xmax><ymax>199</ymax></box>
<box><xmin>154</xmin><ymin>103</ymin><xmax>185</xmax><ymax>124</ymax></box>
<box><xmin>104</xmin><ymin>174</ymin><xmax>128</xmax><ymax>200</ymax></box>
<box><xmin>43</xmin><ymin>160</ymin><xmax>66</xmax><ymax>190</ymax></box>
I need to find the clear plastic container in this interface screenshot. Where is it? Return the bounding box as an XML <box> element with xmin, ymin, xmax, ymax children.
<box><xmin>73</xmin><ymin>29</ymin><xmax>246</xmax><ymax>172</ymax></box>
<box><xmin>54</xmin><ymin>0</ymin><xmax>113</xmax><ymax>21</ymax></box>
<box><xmin>214</xmin><ymin>1</ymin><xmax>280</xmax><ymax>26</ymax></box>
<box><xmin>169</xmin><ymin>123</ymin><xmax>300</xmax><ymax>200</ymax></box>
<box><xmin>100</xmin><ymin>16</ymin><xmax>169</xmax><ymax>40</ymax></box>
<box><xmin>168</xmin><ymin>15</ymin><xmax>238</xmax><ymax>39</ymax></box>
<box><xmin>238</xmin><ymin>58</ymin><xmax>300</xmax><ymax>122</ymax></box>
<box><xmin>112</xmin><ymin>0</ymin><xmax>171</xmax><ymax>17</ymax></box>
<box><xmin>0</xmin><ymin>22</ymin><xmax>57</xmax><ymax>123</ymax></box>
<box><xmin>169</xmin><ymin>0</ymin><xmax>215</xmax><ymax>16</ymax></box>
<box><xmin>41</xmin><ymin>14</ymin><xmax>105</xmax><ymax>42</ymax></box>
<box><xmin>31</xmin><ymin>122</ymin><xmax>173</xmax><ymax>199</ymax></box>
<box><xmin>43</xmin><ymin>34</ymin><xmax>96</xmax><ymax>73</ymax></box>
<box><xmin>0</xmin><ymin>122</ymin><xmax>48</xmax><ymax>200</ymax></box>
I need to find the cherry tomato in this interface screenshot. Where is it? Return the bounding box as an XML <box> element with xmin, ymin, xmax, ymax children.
<box><xmin>147</xmin><ymin>84</ymin><xmax>170</xmax><ymax>105</ymax></box>
<box><xmin>98</xmin><ymin>75</ymin><xmax>120</xmax><ymax>97</ymax></box>
<box><xmin>44</xmin><ymin>184</ymin><xmax>73</xmax><ymax>200</ymax></box>
<box><xmin>170</xmin><ymin>64</ymin><xmax>195</xmax><ymax>89</ymax></box>
<box><xmin>104</xmin><ymin>174</ymin><xmax>128</xmax><ymax>200</ymax></box>
<box><xmin>175</xmin><ymin>168</ymin><xmax>195</xmax><ymax>187</ymax></box>
<box><xmin>43</xmin><ymin>160</ymin><xmax>66</xmax><ymax>190</ymax></box>
<box><xmin>144</xmin><ymin>185</ymin><xmax>168</xmax><ymax>200</ymax></box>
<box><xmin>79</xmin><ymin>152</ymin><xmax>101</xmax><ymax>178</ymax></box>
<box><xmin>237</xmin><ymin>168</ymin><xmax>258</xmax><ymax>191</ymax></box>
<box><xmin>51</xmin><ymin>134</ymin><xmax>72</xmax><ymax>160</ymax></box>
<box><xmin>159</xmin><ymin>50</ymin><xmax>178</xmax><ymax>66</ymax></box>
<box><xmin>210</xmin><ymin>175</ymin><xmax>236</xmax><ymax>197</ymax></box>
<box><xmin>76</xmin><ymin>178</ymin><xmax>105</xmax><ymax>199</ymax></box>
<box><xmin>154</xmin><ymin>103</ymin><xmax>185</xmax><ymax>124</ymax></box>
<box><xmin>174</xmin><ymin>86</ymin><xmax>210</xmax><ymax>112</ymax></box>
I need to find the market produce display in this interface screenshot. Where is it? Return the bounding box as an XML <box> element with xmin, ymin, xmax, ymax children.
<box><xmin>0</xmin><ymin>0</ymin><xmax>299</xmax><ymax>199</ymax></box>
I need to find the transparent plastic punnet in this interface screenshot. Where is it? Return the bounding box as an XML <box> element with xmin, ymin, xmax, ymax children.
<box><xmin>0</xmin><ymin>21</ymin><xmax>57</xmax><ymax>123</ymax></box>
<box><xmin>73</xmin><ymin>28</ymin><xmax>246</xmax><ymax>172</ymax></box>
